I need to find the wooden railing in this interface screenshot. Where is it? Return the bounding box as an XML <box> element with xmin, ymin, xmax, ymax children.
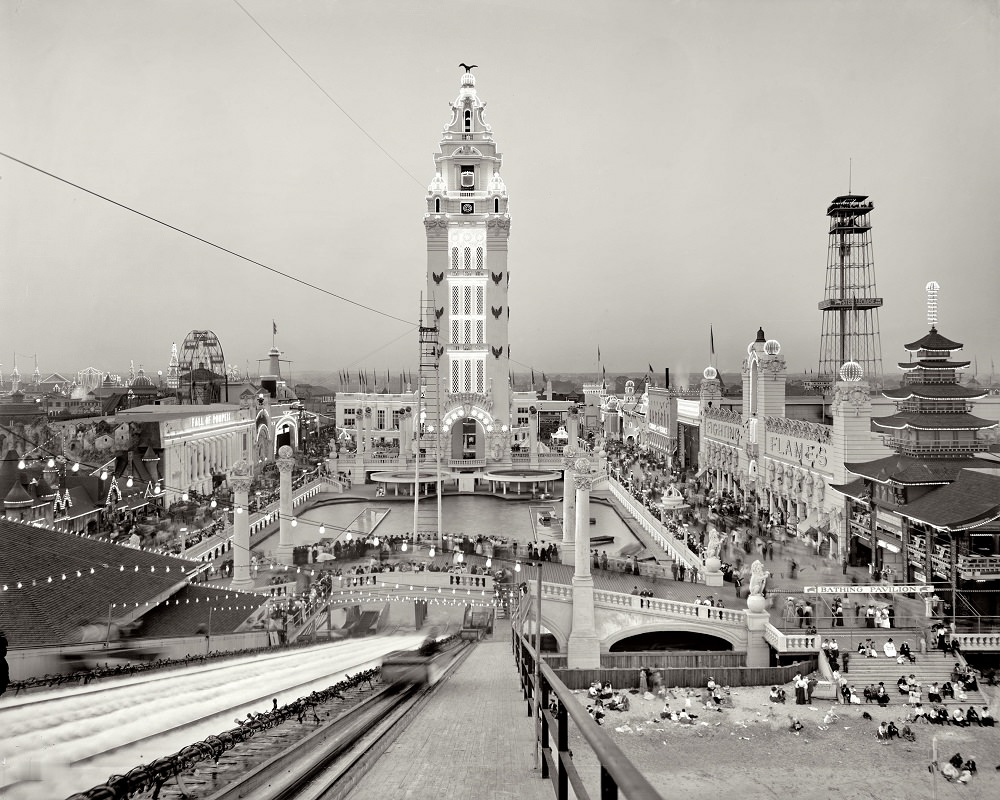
<box><xmin>513</xmin><ymin>631</ymin><xmax>665</xmax><ymax>800</ymax></box>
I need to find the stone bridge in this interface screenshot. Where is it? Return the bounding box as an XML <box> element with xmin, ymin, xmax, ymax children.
<box><xmin>536</xmin><ymin>582</ymin><xmax>751</xmax><ymax>653</ymax></box>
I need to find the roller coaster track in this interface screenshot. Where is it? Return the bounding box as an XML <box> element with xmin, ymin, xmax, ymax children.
<box><xmin>178</xmin><ymin>642</ymin><xmax>474</xmax><ymax>800</ymax></box>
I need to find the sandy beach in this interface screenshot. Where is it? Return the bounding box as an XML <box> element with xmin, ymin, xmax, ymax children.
<box><xmin>569</xmin><ymin>681</ymin><xmax>999</xmax><ymax>799</ymax></box>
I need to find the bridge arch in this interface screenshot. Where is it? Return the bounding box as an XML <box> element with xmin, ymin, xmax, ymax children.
<box><xmin>602</xmin><ymin>620</ymin><xmax>746</xmax><ymax>652</ymax></box>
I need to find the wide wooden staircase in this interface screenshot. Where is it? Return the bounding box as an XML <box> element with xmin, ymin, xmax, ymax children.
<box><xmin>834</xmin><ymin>641</ymin><xmax>986</xmax><ymax>710</ymax></box>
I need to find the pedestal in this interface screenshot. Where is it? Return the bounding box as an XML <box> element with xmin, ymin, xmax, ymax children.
<box><xmin>745</xmin><ymin>608</ymin><xmax>771</xmax><ymax>668</ymax></box>
<box><xmin>276</xmin><ymin>445</ymin><xmax>296</xmax><ymax>565</ymax></box>
<box><xmin>704</xmin><ymin>571</ymin><xmax>724</xmax><ymax>588</ymax></box>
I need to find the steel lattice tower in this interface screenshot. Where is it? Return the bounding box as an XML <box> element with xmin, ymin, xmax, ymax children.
<box><xmin>815</xmin><ymin>194</ymin><xmax>884</xmax><ymax>390</ymax></box>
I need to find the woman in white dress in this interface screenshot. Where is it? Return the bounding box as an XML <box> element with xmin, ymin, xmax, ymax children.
<box><xmin>883</xmin><ymin>638</ymin><xmax>897</xmax><ymax>659</ymax></box>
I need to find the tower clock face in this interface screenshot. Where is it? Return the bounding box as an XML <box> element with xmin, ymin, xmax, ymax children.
<box><xmin>461</xmin><ymin>202</ymin><xmax>474</xmax><ymax>214</ymax></box>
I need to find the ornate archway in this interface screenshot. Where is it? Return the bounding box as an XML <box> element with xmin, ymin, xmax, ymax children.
<box><xmin>440</xmin><ymin>394</ymin><xmax>509</xmax><ymax>462</ymax></box>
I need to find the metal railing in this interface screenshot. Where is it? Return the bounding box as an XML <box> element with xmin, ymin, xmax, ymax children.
<box><xmin>513</xmin><ymin>630</ymin><xmax>664</xmax><ymax>800</ymax></box>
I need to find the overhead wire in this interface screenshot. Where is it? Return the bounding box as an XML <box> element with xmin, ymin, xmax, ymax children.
<box><xmin>232</xmin><ymin>0</ymin><xmax>426</xmax><ymax>190</ymax></box>
<box><xmin>0</xmin><ymin>150</ymin><xmax>413</xmax><ymax>327</ymax></box>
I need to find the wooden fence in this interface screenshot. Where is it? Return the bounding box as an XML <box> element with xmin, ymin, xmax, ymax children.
<box><xmin>543</xmin><ymin>651</ymin><xmax>746</xmax><ymax>670</ymax></box>
<box><xmin>550</xmin><ymin>658</ymin><xmax>817</xmax><ymax>690</ymax></box>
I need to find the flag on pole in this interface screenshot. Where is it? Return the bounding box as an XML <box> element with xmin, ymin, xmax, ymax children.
<box><xmin>710</xmin><ymin>325</ymin><xmax>715</xmax><ymax>358</ymax></box>
<box><xmin>273</xmin><ymin>320</ymin><xmax>278</xmax><ymax>335</ymax></box>
<box><xmin>531</xmin><ymin>368</ymin><xmax>535</xmax><ymax>386</ymax></box>
<box><xmin>648</xmin><ymin>363</ymin><xmax>654</xmax><ymax>374</ymax></box>
<box><xmin>598</xmin><ymin>345</ymin><xmax>601</xmax><ymax>362</ymax></box>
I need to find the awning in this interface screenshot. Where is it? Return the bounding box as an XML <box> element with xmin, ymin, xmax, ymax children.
<box><xmin>797</xmin><ymin>511</ymin><xmax>821</xmax><ymax>535</ymax></box>
<box><xmin>695</xmin><ymin>467</ymin><xmax>708</xmax><ymax>479</ymax></box>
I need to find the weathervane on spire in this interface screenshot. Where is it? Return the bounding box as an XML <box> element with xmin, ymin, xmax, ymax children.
<box><xmin>459</xmin><ymin>62</ymin><xmax>478</xmax><ymax>73</ymax></box>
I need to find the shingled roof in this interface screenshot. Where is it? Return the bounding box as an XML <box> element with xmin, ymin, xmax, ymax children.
<box><xmin>845</xmin><ymin>455</ymin><xmax>997</xmax><ymax>486</ymax></box>
<box><xmin>136</xmin><ymin>583</ymin><xmax>266</xmax><ymax>638</ymax></box>
<box><xmin>904</xmin><ymin>327</ymin><xmax>963</xmax><ymax>352</ymax></box>
<box><xmin>902</xmin><ymin>468</ymin><xmax>1000</xmax><ymax>530</ymax></box>
<box><xmin>0</xmin><ymin>518</ymin><xmax>197</xmax><ymax>647</ymax></box>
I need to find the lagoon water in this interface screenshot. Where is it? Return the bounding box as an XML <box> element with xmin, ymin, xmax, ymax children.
<box><xmin>296</xmin><ymin>494</ymin><xmax>637</xmax><ymax>553</ymax></box>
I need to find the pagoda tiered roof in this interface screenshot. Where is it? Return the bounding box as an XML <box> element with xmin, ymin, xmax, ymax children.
<box><xmin>873</xmin><ymin>411</ymin><xmax>997</xmax><ymax>431</ymax></box>
<box><xmin>897</xmin><ymin>359</ymin><xmax>971</xmax><ymax>370</ymax></box>
<box><xmin>904</xmin><ymin>327</ymin><xmax>963</xmax><ymax>352</ymax></box>
<box><xmin>844</xmin><ymin>454</ymin><xmax>996</xmax><ymax>486</ymax></box>
<box><xmin>882</xmin><ymin>383</ymin><xmax>986</xmax><ymax>401</ymax></box>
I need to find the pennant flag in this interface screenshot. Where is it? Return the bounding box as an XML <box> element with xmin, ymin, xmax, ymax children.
<box><xmin>531</xmin><ymin>368</ymin><xmax>535</xmax><ymax>386</ymax></box>
<box><xmin>597</xmin><ymin>345</ymin><xmax>601</xmax><ymax>362</ymax></box>
<box><xmin>542</xmin><ymin>372</ymin><xmax>547</xmax><ymax>384</ymax></box>
<box><xmin>710</xmin><ymin>325</ymin><xmax>715</xmax><ymax>357</ymax></box>
<box><xmin>273</xmin><ymin>320</ymin><xmax>278</xmax><ymax>335</ymax></box>
<box><xmin>648</xmin><ymin>363</ymin><xmax>654</xmax><ymax>374</ymax></box>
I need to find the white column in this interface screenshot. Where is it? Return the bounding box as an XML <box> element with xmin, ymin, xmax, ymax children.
<box><xmin>567</xmin><ymin>461</ymin><xmax>600</xmax><ymax>668</ymax></box>
<box><xmin>230</xmin><ymin>461</ymin><xmax>254</xmax><ymax>590</ymax></box>
<box><xmin>275</xmin><ymin>445</ymin><xmax>296</xmax><ymax>564</ymax></box>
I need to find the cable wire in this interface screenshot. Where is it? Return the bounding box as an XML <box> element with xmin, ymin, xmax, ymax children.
<box><xmin>232</xmin><ymin>0</ymin><xmax>425</xmax><ymax>189</ymax></box>
<box><xmin>0</xmin><ymin>150</ymin><xmax>413</xmax><ymax>326</ymax></box>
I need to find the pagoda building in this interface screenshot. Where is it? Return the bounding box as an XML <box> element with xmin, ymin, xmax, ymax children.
<box><xmin>836</xmin><ymin>283</ymin><xmax>1000</xmax><ymax>619</ymax></box>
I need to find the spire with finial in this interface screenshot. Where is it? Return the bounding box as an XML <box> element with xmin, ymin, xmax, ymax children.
<box><xmin>926</xmin><ymin>280</ymin><xmax>940</xmax><ymax>329</ymax></box>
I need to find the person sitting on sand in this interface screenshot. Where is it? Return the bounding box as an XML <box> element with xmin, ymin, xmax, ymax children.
<box><xmin>951</xmin><ymin>708</ymin><xmax>968</xmax><ymax>727</ymax></box>
<box><xmin>768</xmin><ymin>685</ymin><xmax>786</xmax><ymax>704</ymax></box>
<box><xmin>900</xmin><ymin>725</ymin><xmax>916</xmax><ymax>742</ymax></box>
<box><xmin>606</xmin><ymin>692</ymin><xmax>630</xmax><ymax>712</ymax></box>
<box><xmin>660</xmin><ymin>702</ymin><xmax>673</xmax><ymax>720</ymax></box>
<box><xmin>600</xmin><ymin>681</ymin><xmax>614</xmax><ymax>700</ymax></box>
<box><xmin>965</xmin><ymin>706</ymin><xmax>980</xmax><ymax>726</ymax></box>
<box><xmin>788</xmin><ymin>716</ymin><xmax>804</xmax><ymax>732</ymax></box>
<box><xmin>876</xmin><ymin>683</ymin><xmax>890</xmax><ymax>707</ymax></box>
<box><xmin>876</xmin><ymin>721</ymin><xmax>891</xmax><ymax>741</ymax></box>
<box><xmin>883</xmin><ymin>638</ymin><xmax>897</xmax><ymax>659</ymax></box>
<box><xmin>978</xmin><ymin>707</ymin><xmax>995</xmax><ymax>727</ymax></box>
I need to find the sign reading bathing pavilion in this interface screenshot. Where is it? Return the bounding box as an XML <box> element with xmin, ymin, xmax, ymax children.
<box><xmin>803</xmin><ymin>584</ymin><xmax>936</xmax><ymax>595</ymax></box>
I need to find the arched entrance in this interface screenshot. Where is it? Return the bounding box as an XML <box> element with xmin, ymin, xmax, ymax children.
<box><xmin>441</xmin><ymin>402</ymin><xmax>499</xmax><ymax>463</ymax></box>
<box><xmin>609</xmin><ymin>630</ymin><xmax>735</xmax><ymax>652</ymax></box>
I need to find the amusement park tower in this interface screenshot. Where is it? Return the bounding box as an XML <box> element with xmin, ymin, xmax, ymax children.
<box><xmin>815</xmin><ymin>195</ymin><xmax>884</xmax><ymax>390</ymax></box>
<box><xmin>422</xmin><ymin>66</ymin><xmax>512</xmax><ymax>449</ymax></box>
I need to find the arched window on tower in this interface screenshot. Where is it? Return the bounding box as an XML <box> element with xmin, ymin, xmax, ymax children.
<box><xmin>464</xmin><ymin>109</ymin><xmax>472</xmax><ymax>133</ymax></box>
<box><xmin>494</xmin><ymin>198</ymin><xmax>499</xmax><ymax>213</ymax></box>
<box><xmin>435</xmin><ymin>198</ymin><xmax>441</xmax><ymax>213</ymax></box>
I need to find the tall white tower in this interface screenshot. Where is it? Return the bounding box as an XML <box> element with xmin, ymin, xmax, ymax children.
<box><xmin>166</xmin><ymin>343</ymin><xmax>180</xmax><ymax>390</ymax></box>
<box><xmin>424</xmin><ymin>67</ymin><xmax>513</xmax><ymax>463</ymax></box>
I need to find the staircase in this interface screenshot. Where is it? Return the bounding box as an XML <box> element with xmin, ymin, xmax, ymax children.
<box><xmin>836</xmin><ymin>645</ymin><xmax>985</xmax><ymax>709</ymax></box>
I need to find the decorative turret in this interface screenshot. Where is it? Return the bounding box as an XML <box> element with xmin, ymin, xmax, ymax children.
<box><xmin>166</xmin><ymin>342</ymin><xmax>180</xmax><ymax>390</ymax></box>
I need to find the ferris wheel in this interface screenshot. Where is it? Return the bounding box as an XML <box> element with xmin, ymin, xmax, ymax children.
<box><xmin>178</xmin><ymin>330</ymin><xmax>227</xmax><ymax>403</ymax></box>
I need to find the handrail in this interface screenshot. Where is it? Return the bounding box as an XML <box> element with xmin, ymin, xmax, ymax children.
<box><xmin>513</xmin><ymin>630</ymin><xmax>664</xmax><ymax>800</ymax></box>
<box><xmin>607</xmin><ymin>477</ymin><xmax>700</xmax><ymax>569</ymax></box>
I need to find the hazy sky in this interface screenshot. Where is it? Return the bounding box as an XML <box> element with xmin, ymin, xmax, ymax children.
<box><xmin>2</xmin><ymin>0</ymin><xmax>998</xmax><ymax>384</ymax></box>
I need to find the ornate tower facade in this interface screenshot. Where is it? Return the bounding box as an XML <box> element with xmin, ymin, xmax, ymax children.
<box><xmin>166</xmin><ymin>343</ymin><xmax>180</xmax><ymax>390</ymax></box>
<box><xmin>424</xmin><ymin>68</ymin><xmax>513</xmax><ymax>462</ymax></box>
<box><xmin>815</xmin><ymin>195</ymin><xmax>884</xmax><ymax>390</ymax></box>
